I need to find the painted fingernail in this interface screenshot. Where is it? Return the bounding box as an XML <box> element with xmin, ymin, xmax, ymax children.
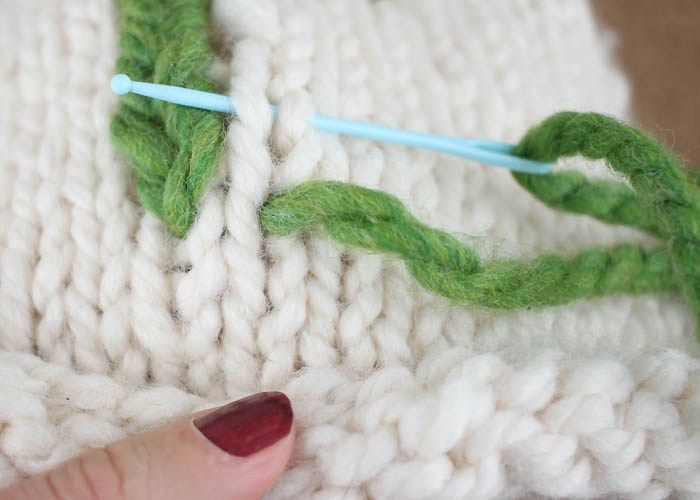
<box><xmin>194</xmin><ymin>391</ymin><xmax>293</xmax><ymax>457</ymax></box>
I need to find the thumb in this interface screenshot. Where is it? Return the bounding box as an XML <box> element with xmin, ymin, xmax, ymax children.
<box><xmin>1</xmin><ymin>391</ymin><xmax>295</xmax><ymax>500</ymax></box>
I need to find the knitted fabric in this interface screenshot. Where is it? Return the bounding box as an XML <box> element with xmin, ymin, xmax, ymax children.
<box><xmin>260</xmin><ymin>113</ymin><xmax>699</xmax><ymax>325</ymax></box>
<box><xmin>1</xmin><ymin>1</ymin><xmax>700</xmax><ymax>499</ymax></box>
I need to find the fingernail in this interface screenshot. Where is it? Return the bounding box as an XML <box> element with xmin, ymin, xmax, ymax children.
<box><xmin>194</xmin><ymin>391</ymin><xmax>293</xmax><ymax>457</ymax></box>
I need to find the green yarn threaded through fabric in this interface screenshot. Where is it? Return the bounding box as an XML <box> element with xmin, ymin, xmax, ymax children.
<box><xmin>261</xmin><ymin>112</ymin><xmax>700</xmax><ymax>327</ymax></box>
<box><xmin>111</xmin><ymin>0</ymin><xmax>224</xmax><ymax>237</ymax></box>
<box><xmin>261</xmin><ymin>181</ymin><xmax>675</xmax><ymax>308</ymax></box>
<box><xmin>106</xmin><ymin>3</ymin><xmax>700</xmax><ymax>329</ymax></box>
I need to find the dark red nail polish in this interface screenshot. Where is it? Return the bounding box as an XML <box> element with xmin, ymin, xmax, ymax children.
<box><xmin>194</xmin><ymin>391</ymin><xmax>293</xmax><ymax>457</ymax></box>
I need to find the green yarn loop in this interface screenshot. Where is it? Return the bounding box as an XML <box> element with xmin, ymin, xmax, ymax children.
<box><xmin>261</xmin><ymin>113</ymin><xmax>700</xmax><ymax>329</ymax></box>
<box><xmin>111</xmin><ymin>0</ymin><xmax>224</xmax><ymax>237</ymax></box>
<box><xmin>513</xmin><ymin>112</ymin><xmax>700</xmax><ymax>326</ymax></box>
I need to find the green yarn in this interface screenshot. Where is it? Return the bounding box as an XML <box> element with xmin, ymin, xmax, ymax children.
<box><xmin>107</xmin><ymin>5</ymin><xmax>699</xmax><ymax>327</ymax></box>
<box><xmin>261</xmin><ymin>181</ymin><xmax>675</xmax><ymax>309</ymax></box>
<box><xmin>111</xmin><ymin>0</ymin><xmax>224</xmax><ymax>237</ymax></box>
<box><xmin>513</xmin><ymin>112</ymin><xmax>700</xmax><ymax>325</ymax></box>
<box><xmin>261</xmin><ymin>112</ymin><xmax>700</xmax><ymax>326</ymax></box>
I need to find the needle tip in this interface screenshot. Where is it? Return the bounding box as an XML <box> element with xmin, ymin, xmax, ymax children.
<box><xmin>110</xmin><ymin>74</ymin><xmax>132</xmax><ymax>96</ymax></box>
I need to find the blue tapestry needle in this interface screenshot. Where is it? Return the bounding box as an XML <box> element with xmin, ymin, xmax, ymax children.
<box><xmin>110</xmin><ymin>74</ymin><xmax>552</xmax><ymax>175</ymax></box>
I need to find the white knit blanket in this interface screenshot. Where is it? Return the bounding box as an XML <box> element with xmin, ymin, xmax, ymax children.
<box><xmin>1</xmin><ymin>0</ymin><xmax>699</xmax><ymax>498</ymax></box>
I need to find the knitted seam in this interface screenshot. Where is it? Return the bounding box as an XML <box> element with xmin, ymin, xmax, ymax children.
<box><xmin>109</xmin><ymin>3</ymin><xmax>700</xmax><ymax>329</ymax></box>
<box><xmin>111</xmin><ymin>0</ymin><xmax>224</xmax><ymax>237</ymax></box>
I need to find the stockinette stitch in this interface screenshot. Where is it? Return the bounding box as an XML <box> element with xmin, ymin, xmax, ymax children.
<box><xmin>260</xmin><ymin>112</ymin><xmax>700</xmax><ymax>327</ymax></box>
<box><xmin>109</xmin><ymin>0</ymin><xmax>700</xmax><ymax>324</ymax></box>
<box><xmin>1</xmin><ymin>1</ymin><xmax>700</xmax><ymax>499</ymax></box>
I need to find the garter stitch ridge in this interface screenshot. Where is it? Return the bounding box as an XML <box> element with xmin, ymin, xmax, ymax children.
<box><xmin>110</xmin><ymin>0</ymin><xmax>224</xmax><ymax>237</ymax></box>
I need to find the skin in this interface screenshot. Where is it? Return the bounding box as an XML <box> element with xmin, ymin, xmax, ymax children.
<box><xmin>0</xmin><ymin>405</ymin><xmax>295</xmax><ymax>500</ymax></box>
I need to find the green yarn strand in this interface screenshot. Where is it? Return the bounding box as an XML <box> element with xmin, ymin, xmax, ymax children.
<box><xmin>512</xmin><ymin>169</ymin><xmax>663</xmax><ymax>237</ymax></box>
<box><xmin>111</xmin><ymin>108</ymin><xmax>174</xmax><ymax>183</ymax></box>
<box><xmin>514</xmin><ymin>111</ymin><xmax>700</xmax><ymax>326</ymax></box>
<box><xmin>261</xmin><ymin>181</ymin><xmax>676</xmax><ymax>310</ymax></box>
<box><xmin>261</xmin><ymin>112</ymin><xmax>699</xmax><ymax>325</ymax></box>
<box><xmin>111</xmin><ymin>0</ymin><xmax>224</xmax><ymax>237</ymax></box>
<box><xmin>513</xmin><ymin>112</ymin><xmax>700</xmax><ymax>240</ymax></box>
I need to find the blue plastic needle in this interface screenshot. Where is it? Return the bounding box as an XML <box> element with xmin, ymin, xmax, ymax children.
<box><xmin>110</xmin><ymin>74</ymin><xmax>552</xmax><ymax>175</ymax></box>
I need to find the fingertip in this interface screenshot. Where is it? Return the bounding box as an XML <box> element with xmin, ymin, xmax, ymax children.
<box><xmin>188</xmin><ymin>393</ymin><xmax>295</xmax><ymax>499</ymax></box>
<box><xmin>0</xmin><ymin>393</ymin><xmax>297</xmax><ymax>500</ymax></box>
<box><xmin>194</xmin><ymin>392</ymin><xmax>293</xmax><ymax>458</ymax></box>
<box><xmin>220</xmin><ymin>422</ymin><xmax>295</xmax><ymax>498</ymax></box>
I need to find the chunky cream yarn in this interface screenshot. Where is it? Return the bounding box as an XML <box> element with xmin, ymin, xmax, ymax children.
<box><xmin>1</xmin><ymin>0</ymin><xmax>699</xmax><ymax>498</ymax></box>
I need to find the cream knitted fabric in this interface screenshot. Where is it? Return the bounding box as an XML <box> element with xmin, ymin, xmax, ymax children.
<box><xmin>1</xmin><ymin>0</ymin><xmax>700</xmax><ymax>498</ymax></box>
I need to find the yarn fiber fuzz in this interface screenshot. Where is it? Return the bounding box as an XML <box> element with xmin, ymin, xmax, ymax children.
<box><xmin>1</xmin><ymin>1</ymin><xmax>700</xmax><ymax>499</ymax></box>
